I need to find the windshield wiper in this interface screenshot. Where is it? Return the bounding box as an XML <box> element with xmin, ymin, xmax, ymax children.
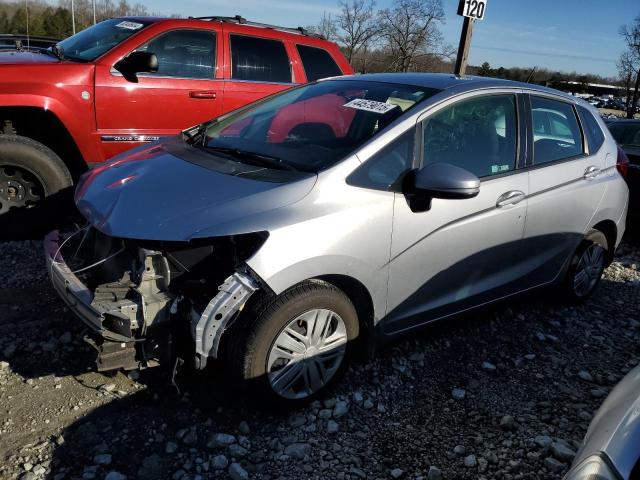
<box><xmin>203</xmin><ymin>146</ymin><xmax>299</xmax><ymax>172</ymax></box>
<box><xmin>184</xmin><ymin>122</ymin><xmax>210</xmax><ymax>145</ymax></box>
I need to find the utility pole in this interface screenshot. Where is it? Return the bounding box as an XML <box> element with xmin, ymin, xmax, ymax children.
<box><xmin>454</xmin><ymin>16</ymin><xmax>474</xmax><ymax>76</ymax></box>
<box><xmin>71</xmin><ymin>0</ymin><xmax>76</xmax><ymax>35</ymax></box>
<box><xmin>93</xmin><ymin>0</ymin><xmax>97</xmax><ymax>25</ymax></box>
<box><xmin>25</xmin><ymin>0</ymin><xmax>29</xmax><ymax>49</ymax></box>
<box><xmin>454</xmin><ymin>0</ymin><xmax>487</xmax><ymax>76</ymax></box>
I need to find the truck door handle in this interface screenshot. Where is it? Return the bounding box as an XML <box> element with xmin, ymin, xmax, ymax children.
<box><xmin>583</xmin><ymin>165</ymin><xmax>600</xmax><ymax>180</ymax></box>
<box><xmin>496</xmin><ymin>190</ymin><xmax>526</xmax><ymax>208</ymax></box>
<box><xmin>189</xmin><ymin>90</ymin><xmax>217</xmax><ymax>99</ymax></box>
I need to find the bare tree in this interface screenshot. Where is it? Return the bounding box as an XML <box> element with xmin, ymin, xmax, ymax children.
<box><xmin>617</xmin><ymin>51</ymin><xmax>639</xmax><ymax>117</ymax></box>
<box><xmin>619</xmin><ymin>14</ymin><xmax>640</xmax><ymax>118</ymax></box>
<box><xmin>306</xmin><ymin>12</ymin><xmax>337</xmax><ymax>42</ymax></box>
<box><xmin>377</xmin><ymin>0</ymin><xmax>445</xmax><ymax>72</ymax></box>
<box><xmin>336</xmin><ymin>0</ymin><xmax>378</xmax><ymax>66</ymax></box>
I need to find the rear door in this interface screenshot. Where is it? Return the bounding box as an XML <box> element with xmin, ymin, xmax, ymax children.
<box><xmin>94</xmin><ymin>26</ymin><xmax>223</xmax><ymax>159</ymax></box>
<box><xmin>221</xmin><ymin>27</ymin><xmax>299</xmax><ymax>113</ymax></box>
<box><xmin>520</xmin><ymin>94</ymin><xmax>609</xmax><ymax>287</ymax></box>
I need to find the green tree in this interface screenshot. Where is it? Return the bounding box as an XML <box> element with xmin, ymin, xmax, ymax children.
<box><xmin>42</xmin><ymin>7</ymin><xmax>73</xmax><ymax>39</ymax></box>
<box><xmin>9</xmin><ymin>7</ymin><xmax>27</xmax><ymax>34</ymax></box>
<box><xmin>0</xmin><ymin>11</ymin><xmax>9</xmax><ymax>33</ymax></box>
<box><xmin>477</xmin><ymin>62</ymin><xmax>491</xmax><ymax>76</ymax></box>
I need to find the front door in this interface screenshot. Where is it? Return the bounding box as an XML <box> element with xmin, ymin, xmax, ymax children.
<box><xmin>384</xmin><ymin>92</ymin><xmax>529</xmax><ymax>334</ymax></box>
<box><xmin>94</xmin><ymin>28</ymin><xmax>223</xmax><ymax>159</ymax></box>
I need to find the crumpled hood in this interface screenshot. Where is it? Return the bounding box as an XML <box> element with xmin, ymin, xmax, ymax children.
<box><xmin>0</xmin><ymin>51</ymin><xmax>59</xmax><ymax>64</ymax></box>
<box><xmin>75</xmin><ymin>138</ymin><xmax>317</xmax><ymax>241</ymax></box>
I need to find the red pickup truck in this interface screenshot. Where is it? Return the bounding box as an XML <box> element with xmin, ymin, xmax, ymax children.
<box><xmin>0</xmin><ymin>15</ymin><xmax>352</xmax><ymax>235</ymax></box>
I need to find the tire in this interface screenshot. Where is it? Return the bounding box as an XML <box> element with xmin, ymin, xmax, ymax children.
<box><xmin>0</xmin><ymin>134</ymin><xmax>74</xmax><ymax>239</ymax></box>
<box><xmin>564</xmin><ymin>230</ymin><xmax>609</xmax><ymax>303</ymax></box>
<box><xmin>225</xmin><ymin>280</ymin><xmax>360</xmax><ymax>406</ymax></box>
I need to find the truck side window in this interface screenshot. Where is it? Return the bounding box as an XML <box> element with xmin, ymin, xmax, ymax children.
<box><xmin>296</xmin><ymin>44</ymin><xmax>342</xmax><ymax>81</ymax></box>
<box><xmin>139</xmin><ymin>30</ymin><xmax>216</xmax><ymax>79</ymax></box>
<box><xmin>230</xmin><ymin>34</ymin><xmax>291</xmax><ymax>83</ymax></box>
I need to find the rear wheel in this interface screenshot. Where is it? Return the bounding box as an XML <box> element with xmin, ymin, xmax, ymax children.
<box><xmin>226</xmin><ymin>281</ymin><xmax>359</xmax><ymax>405</ymax></box>
<box><xmin>564</xmin><ymin>230</ymin><xmax>608</xmax><ymax>302</ymax></box>
<box><xmin>0</xmin><ymin>135</ymin><xmax>73</xmax><ymax>238</ymax></box>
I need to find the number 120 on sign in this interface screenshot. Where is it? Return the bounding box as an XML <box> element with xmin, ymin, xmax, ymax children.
<box><xmin>458</xmin><ymin>0</ymin><xmax>487</xmax><ymax>21</ymax></box>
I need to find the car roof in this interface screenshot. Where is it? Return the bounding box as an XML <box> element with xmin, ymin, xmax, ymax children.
<box><xmin>335</xmin><ymin>73</ymin><xmax>576</xmax><ymax>100</ymax></box>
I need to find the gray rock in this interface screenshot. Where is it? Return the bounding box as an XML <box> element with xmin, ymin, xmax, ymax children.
<box><xmin>464</xmin><ymin>455</ymin><xmax>477</xmax><ymax>468</ymax></box>
<box><xmin>211</xmin><ymin>455</ymin><xmax>229</xmax><ymax>470</ymax></box>
<box><xmin>228</xmin><ymin>444</ymin><xmax>249</xmax><ymax>458</ymax></box>
<box><xmin>363</xmin><ymin>399</ymin><xmax>374</xmax><ymax>409</ymax></box>
<box><xmin>327</xmin><ymin>420</ymin><xmax>339</xmax><ymax>433</ymax></box>
<box><xmin>0</xmin><ymin>361</ymin><xmax>9</xmax><ymax>371</ymax></box>
<box><xmin>137</xmin><ymin>454</ymin><xmax>162</xmax><ymax>480</ymax></box>
<box><xmin>284</xmin><ymin>442</ymin><xmax>311</xmax><ymax>460</ymax></box>
<box><xmin>181</xmin><ymin>427</ymin><xmax>197</xmax><ymax>445</ymax></box>
<box><xmin>500</xmin><ymin>415</ymin><xmax>516</xmax><ymax>431</ymax></box>
<box><xmin>318</xmin><ymin>409</ymin><xmax>333</xmax><ymax>419</ymax></box>
<box><xmin>94</xmin><ymin>453</ymin><xmax>112</xmax><ymax>465</ymax></box>
<box><xmin>288</xmin><ymin>413</ymin><xmax>307</xmax><ymax>427</ymax></box>
<box><xmin>228</xmin><ymin>463</ymin><xmax>249</xmax><ymax>480</ymax></box>
<box><xmin>452</xmin><ymin>388</ymin><xmax>466</xmax><ymax>400</ymax></box>
<box><xmin>238</xmin><ymin>421</ymin><xmax>250</xmax><ymax>435</ymax></box>
<box><xmin>165</xmin><ymin>441</ymin><xmax>178</xmax><ymax>454</ymax></box>
<box><xmin>390</xmin><ymin>468</ymin><xmax>404</xmax><ymax>478</ymax></box>
<box><xmin>105</xmin><ymin>472</ymin><xmax>127</xmax><ymax>480</ymax></box>
<box><xmin>534</xmin><ymin>435</ymin><xmax>553</xmax><ymax>449</ymax></box>
<box><xmin>207</xmin><ymin>433</ymin><xmax>236</xmax><ymax>449</ymax></box>
<box><xmin>19</xmin><ymin>473</ymin><xmax>36</xmax><ymax>480</ymax></box>
<box><xmin>544</xmin><ymin>457</ymin><xmax>565</xmax><ymax>472</ymax></box>
<box><xmin>578</xmin><ymin>370</ymin><xmax>594</xmax><ymax>382</ymax></box>
<box><xmin>59</xmin><ymin>332</ymin><xmax>72</xmax><ymax>344</ymax></box>
<box><xmin>551</xmin><ymin>441</ymin><xmax>576</xmax><ymax>462</ymax></box>
<box><xmin>481</xmin><ymin>361</ymin><xmax>497</xmax><ymax>371</ymax></box>
<box><xmin>353</xmin><ymin>391</ymin><xmax>364</xmax><ymax>403</ymax></box>
<box><xmin>427</xmin><ymin>466</ymin><xmax>442</xmax><ymax>480</ymax></box>
<box><xmin>333</xmin><ymin>400</ymin><xmax>349</xmax><ymax>418</ymax></box>
<box><xmin>453</xmin><ymin>445</ymin><xmax>466</xmax><ymax>456</ymax></box>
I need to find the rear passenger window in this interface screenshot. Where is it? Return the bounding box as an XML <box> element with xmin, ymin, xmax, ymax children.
<box><xmin>422</xmin><ymin>95</ymin><xmax>518</xmax><ymax>178</ymax></box>
<box><xmin>230</xmin><ymin>35</ymin><xmax>291</xmax><ymax>83</ymax></box>
<box><xmin>577</xmin><ymin>105</ymin><xmax>605</xmax><ymax>153</ymax></box>
<box><xmin>531</xmin><ymin>97</ymin><xmax>583</xmax><ymax>164</ymax></box>
<box><xmin>296</xmin><ymin>44</ymin><xmax>342</xmax><ymax>81</ymax></box>
<box><xmin>139</xmin><ymin>30</ymin><xmax>216</xmax><ymax>79</ymax></box>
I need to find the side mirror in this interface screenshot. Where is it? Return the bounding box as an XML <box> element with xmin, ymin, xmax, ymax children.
<box><xmin>114</xmin><ymin>51</ymin><xmax>158</xmax><ymax>82</ymax></box>
<box><xmin>412</xmin><ymin>162</ymin><xmax>480</xmax><ymax>199</ymax></box>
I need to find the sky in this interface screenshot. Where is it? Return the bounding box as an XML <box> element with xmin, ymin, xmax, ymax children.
<box><xmin>134</xmin><ymin>0</ymin><xmax>637</xmax><ymax>77</ymax></box>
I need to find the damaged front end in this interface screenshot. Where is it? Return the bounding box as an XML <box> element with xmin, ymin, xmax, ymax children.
<box><xmin>45</xmin><ymin>226</ymin><xmax>266</xmax><ymax>372</ymax></box>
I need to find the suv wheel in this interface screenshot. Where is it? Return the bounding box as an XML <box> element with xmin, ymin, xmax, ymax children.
<box><xmin>226</xmin><ymin>281</ymin><xmax>359</xmax><ymax>405</ymax></box>
<box><xmin>0</xmin><ymin>135</ymin><xmax>73</xmax><ymax>238</ymax></box>
<box><xmin>565</xmin><ymin>230</ymin><xmax>608</xmax><ymax>302</ymax></box>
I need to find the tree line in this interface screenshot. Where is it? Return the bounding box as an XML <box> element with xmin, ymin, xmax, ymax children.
<box><xmin>0</xmin><ymin>0</ymin><xmax>153</xmax><ymax>38</ymax></box>
<box><xmin>618</xmin><ymin>14</ymin><xmax>640</xmax><ymax>118</ymax></box>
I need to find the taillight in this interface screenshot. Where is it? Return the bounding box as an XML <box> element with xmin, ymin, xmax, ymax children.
<box><xmin>617</xmin><ymin>146</ymin><xmax>630</xmax><ymax>178</ymax></box>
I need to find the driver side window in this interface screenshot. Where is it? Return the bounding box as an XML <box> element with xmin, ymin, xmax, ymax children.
<box><xmin>421</xmin><ymin>94</ymin><xmax>517</xmax><ymax>178</ymax></box>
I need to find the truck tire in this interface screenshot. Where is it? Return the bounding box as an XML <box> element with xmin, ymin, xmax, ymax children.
<box><xmin>0</xmin><ymin>134</ymin><xmax>73</xmax><ymax>239</ymax></box>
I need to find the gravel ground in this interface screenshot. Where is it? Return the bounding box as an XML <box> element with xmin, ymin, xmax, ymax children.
<box><xmin>0</xmin><ymin>235</ymin><xmax>639</xmax><ymax>480</ymax></box>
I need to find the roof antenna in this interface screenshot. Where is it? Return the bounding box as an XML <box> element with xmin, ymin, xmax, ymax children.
<box><xmin>526</xmin><ymin>66</ymin><xmax>537</xmax><ymax>84</ymax></box>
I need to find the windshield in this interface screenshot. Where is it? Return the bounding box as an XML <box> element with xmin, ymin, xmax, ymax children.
<box><xmin>56</xmin><ymin>18</ymin><xmax>152</xmax><ymax>62</ymax></box>
<box><xmin>608</xmin><ymin>123</ymin><xmax>640</xmax><ymax>147</ymax></box>
<box><xmin>200</xmin><ymin>80</ymin><xmax>438</xmax><ymax>173</ymax></box>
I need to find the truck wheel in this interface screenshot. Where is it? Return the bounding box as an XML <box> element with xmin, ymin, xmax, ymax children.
<box><xmin>225</xmin><ymin>281</ymin><xmax>359</xmax><ymax>406</ymax></box>
<box><xmin>0</xmin><ymin>135</ymin><xmax>73</xmax><ymax>238</ymax></box>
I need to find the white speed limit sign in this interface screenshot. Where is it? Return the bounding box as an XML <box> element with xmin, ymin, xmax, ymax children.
<box><xmin>457</xmin><ymin>0</ymin><xmax>487</xmax><ymax>21</ymax></box>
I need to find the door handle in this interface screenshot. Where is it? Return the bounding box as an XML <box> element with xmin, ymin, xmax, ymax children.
<box><xmin>189</xmin><ymin>90</ymin><xmax>217</xmax><ymax>99</ymax></box>
<box><xmin>583</xmin><ymin>165</ymin><xmax>600</xmax><ymax>180</ymax></box>
<box><xmin>496</xmin><ymin>190</ymin><xmax>526</xmax><ymax>208</ymax></box>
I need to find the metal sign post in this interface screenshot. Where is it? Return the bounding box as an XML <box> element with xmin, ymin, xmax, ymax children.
<box><xmin>454</xmin><ymin>0</ymin><xmax>487</xmax><ymax>76</ymax></box>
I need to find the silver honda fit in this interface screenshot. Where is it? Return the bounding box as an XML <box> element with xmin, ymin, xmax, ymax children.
<box><xmin>46</xmin><ymin>73</ymin><xmax>628</xmax><ymax>403</ymax></box>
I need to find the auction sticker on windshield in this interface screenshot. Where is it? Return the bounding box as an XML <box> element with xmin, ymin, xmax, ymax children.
<box><xmin>116</xmin><ymin>21</ymin><xmax>144</xmax><ymax>30</ymax></box>
<box><xmin>344</xmin><ymin>99</ymin><xmax>398</xmax><ymax>114</ymax></box>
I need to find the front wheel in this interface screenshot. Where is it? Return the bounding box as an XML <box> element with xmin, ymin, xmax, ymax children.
<box><xmin>564</xmin><ymin>230</ymin><xmax>608</xmax><ymax>302</ymax></box>
<box><xmin>226</xmin><ymin>281</ymin><xmax>359</xmax><ymax>405</ymax></box>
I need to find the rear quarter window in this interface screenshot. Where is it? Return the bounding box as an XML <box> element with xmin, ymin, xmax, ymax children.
<box><xmin>296</xmin><ymin>44</ymin><xmax>342</xmax><ymax>81</ymax></box>
<box><xmin>577</xmin><ymin>105</ymin><xmax>605</xmax><ymax>153</ymax></box>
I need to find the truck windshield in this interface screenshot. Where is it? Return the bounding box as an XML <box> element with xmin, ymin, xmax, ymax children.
<box><xmin>56</xmin><ymin>18</ymin><xmax>152</xmax><ymax>62</ymax></box>
<box><xmin>200</xmin><ymin>80</ymin><xmax>438</xmax><ymax>173</ymax></box>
